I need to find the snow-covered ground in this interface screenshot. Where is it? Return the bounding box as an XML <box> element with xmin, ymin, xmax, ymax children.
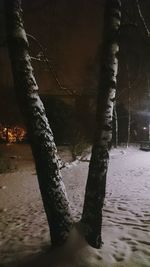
<box><xmin>0</xmin><ymin>144</ymin><xmax>149</xmax><ymax>267</ymax></box>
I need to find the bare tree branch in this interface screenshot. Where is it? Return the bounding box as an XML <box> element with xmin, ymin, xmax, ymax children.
<box><xmin>27</xmin><ymin>34</ymin><xmax>76</xmax><ymax>95</ymax></box>
<box><xmin>121</xmin><ymin>22</ymin><xmax>138</xmax><ymax>30</ymax></box>
<box><xmin>136</xmin><ymin>0</ymin><xmax>150</xmax><ymax>37</ymax></box>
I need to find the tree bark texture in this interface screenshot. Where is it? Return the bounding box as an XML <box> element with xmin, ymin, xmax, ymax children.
<box><xmin>126</xmin><ymin>64</ymin><xmax>131</xmax><ymax>147</ymax></box>
<box><xmin>113</xmin><ymin>101</ymin><xmax>118</xmax><ymax>148</ymax></box>
<box><xmin>81</xmin><ymin>0</ymin><xmax>121</xmax><ymax>249</ymax></box>
<box><xmin>5</xmin><ymin>0</ymin><xmax>73</xmax><ymax>246</ymax></box>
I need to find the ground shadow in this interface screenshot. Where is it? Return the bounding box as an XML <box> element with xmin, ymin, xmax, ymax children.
<box><xmin>1</xmin><ymin>227</ymin><xmax>102</xmax><ymax>267</ymax></box>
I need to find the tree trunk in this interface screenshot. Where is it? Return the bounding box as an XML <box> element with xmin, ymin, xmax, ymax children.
<box><xmin>113</xmin><ymin>102</ymin><xmax>118</xmax><ymax>148</ymax></box>
<box><xmin>80</xmin><ymin>0</ymin><xmax>121</xmax><ymax>249</ymax></box>
<box><xmin>5</xmin><ymin>0</ymin><xmax>73</xmax><ymax>246</ymax></box>
<box><xmin>126</xmin><ymin>64</ymin><xmax>131</xmax><ymax>148</ymax></box>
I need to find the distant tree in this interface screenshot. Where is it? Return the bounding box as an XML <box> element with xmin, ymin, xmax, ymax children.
<box><xmin>80</xmin><ymin>0</ymin><xmax>121</xmax><ymax>248</ymax></box>
<box><xmin>5</xmin><ymin>0</ymin><xmax>73</xmax><ymax>246</ymax></box>
<box><xmin>126</xmin><ymin>63</ymin><xmax>131</xmax><ymax>147</ymax></box>
<box><xmin>113</xmin><ymin>101</ymin><xmax>118</xmax><ymax>148</ymax></box>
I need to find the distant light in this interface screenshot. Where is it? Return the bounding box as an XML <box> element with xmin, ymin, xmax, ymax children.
<box><xmin>143</xmin><ymin>127</ymin><xmax>147</xmax><ymax>130</ymax></box>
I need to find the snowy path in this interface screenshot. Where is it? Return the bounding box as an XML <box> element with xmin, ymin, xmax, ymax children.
<box><xmin>0</xmin><ymin>145</ymin><xmax>150</xmax><ymax>266</ymax></box>
<box><xmin>102</xmin><ymin>148</ymin><xmax>150</xmax><ymax>265</ymax></box>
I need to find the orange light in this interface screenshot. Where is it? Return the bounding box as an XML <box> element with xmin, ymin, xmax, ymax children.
<box><xmin>0</xmin><ymin>126</ymin><xmax>26</xmax><ymax>143</ymax></box>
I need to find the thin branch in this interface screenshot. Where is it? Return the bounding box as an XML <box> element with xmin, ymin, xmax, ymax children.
<box><xmin>27</xmin><ymin>34</ymin><xmax>76</xmax><ymax>95</ymax></box>
<box><xmin>30</xmin><ymin>56</ymin><xmax>44</xmax><ymax>62</ymax></box>
<box><xmin>117</xmin><ymin>73</ymin><xmax>142</xmax><ymax>99</ymax></box>
<box><xmin>121</xmin><ymin>22</ymin><xmax>138</xmax><ymax>30</ymax></box>
<box><xmin>136</xmin><ymin>0</ymin><xmax>150</xmax><ymax>37</ymax></box>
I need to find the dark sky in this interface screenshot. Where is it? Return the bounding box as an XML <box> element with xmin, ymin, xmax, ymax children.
<box><xmin>0</xmin><ymin>0</ymin><xmax>105</xmax><ymax>124</ymax></box>
<box><xmin>0</xmin><ymin>0</ymin><xmax>104</xmax><ymax>94</ymax></box>
<box><xmin>1</xmin><ymin>0</ymin><xmax>150</xmax><ymax>125</ymax></box>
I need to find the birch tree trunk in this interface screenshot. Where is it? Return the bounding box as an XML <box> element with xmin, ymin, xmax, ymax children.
<box><xmin>5</xmin><ymin>0</ymin><xmax>73</xmax><ymax>246</ymax></box>
<box><xmin>81</xmin><ymin>0</ymin><xmax>121</xmax><ymax>248</ymax></box>
<box><xmin>113</xmin><ymin>101</ymin><xmax>118</xmax><ymax>148</ymax></box>
<box><xmin>126</xmin><ymin>64</ymin><xmax>131</xmax><ymax>148</ymax></box>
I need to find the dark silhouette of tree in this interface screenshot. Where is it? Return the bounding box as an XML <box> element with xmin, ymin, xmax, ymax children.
<box><xmin>80</xmin><ymin>0</ymin><xmax>121</xmax><ymax>249</ymax></box>
<box><xmin>4</xmin><ymin>0</ymin><xmax>73</xmax><ymax>247</ymax></box>
<box><xmin>126</xmin><ymin>63</ymin><xmax>131</xmax><ymax>147</ymax></box>
<box><xmin>113</xmin><ymin>101</ymin><xmax>118</xmax><ymax>148</ymax></box>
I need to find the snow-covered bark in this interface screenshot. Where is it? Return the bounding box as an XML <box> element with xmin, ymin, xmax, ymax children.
<box><xmin>113</xmin><ymin>101</ymin><xmax>118</xmax><ymax>148</ymax></box>
<box><xmin>4</xmin><ymin>0</ymin><xmax>73</xmax><ymax>246</ymax></box>
<box><xmin>81</xmin><ymin>0</ymin><xmax>121</xmax><ymax>248</ymax></box>
<box><xmin>126</xmin><ymin>64</ymin><xmax>131</xmax><ymax>148</ymax></box>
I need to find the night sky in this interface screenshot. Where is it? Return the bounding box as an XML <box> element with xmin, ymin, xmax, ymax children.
<box><xmin>1</xmin><ymin>0</ymin><xmax>150</xmax><ymax>126</ymax></box>
<box><xmin>0</xmin><ymin>0</ymin><xmax>105</xmax><ymax>125</ymax></box>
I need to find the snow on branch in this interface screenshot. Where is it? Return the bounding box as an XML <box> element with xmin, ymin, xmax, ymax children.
<box><xmin>27</xmin><ymin>34</ymin><xmax>76</xmax><ymax>95</ymax></box>
<box><xmin>136</xmin><ymin>0</ymin><xmax>150</xmax><ymax>37</ymax></box>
